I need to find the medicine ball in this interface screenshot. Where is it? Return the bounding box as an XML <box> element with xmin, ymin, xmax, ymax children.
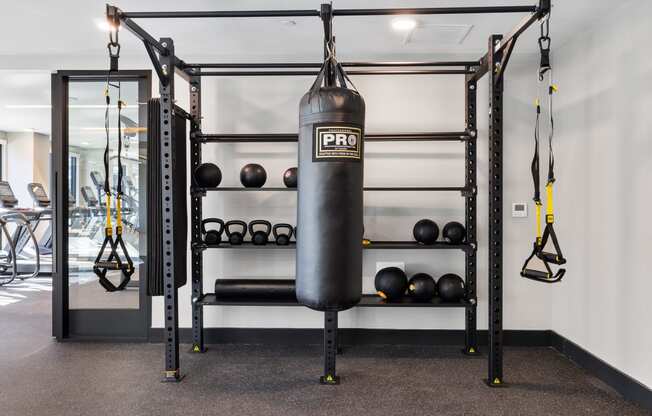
<box><xmin>413</xmin><ymin>219</ymin><xmax>439</xmax><ymax>245</ymax></box>
<box><xmin>240</xmin><ymin>163</ymin><xmax>267</xmax><ymax>188</ymax></box>
<box><xmin>283</xmin><ymin>167</ymin><xmax>297</xmax><ymax>188</ymax></box>
<box><xmin>443</xmin><ymin>221</ymin><xmax>466</xmax><ymax>244</ymax></box>
<box><xmin>437</xmin><ymin>273</ymin><xmax>465</xmax><ymax>302</ymax></box>
<box><xmin>374</xmin><ymin>267</ymin><xmax>408</xmax><ymax>301</ymax></box>
<box><xmin>407</xmin><ymin>273</ymin><xmax>436</xmax><ymax>302</ymax></box>
<box><xmin>194</xmin><ymin>163</ymin><xmax>221</xmax><ymax>188</ymax></box>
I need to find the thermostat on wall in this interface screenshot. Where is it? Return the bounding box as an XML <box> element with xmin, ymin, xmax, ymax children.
<box><xmin>512</xmin><ymin>202</ymin><xmax>528</xmax><ymax>218</ymax></box>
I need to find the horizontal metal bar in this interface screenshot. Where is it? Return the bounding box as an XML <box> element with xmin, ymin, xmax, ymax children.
<box><xmin>333</xmin><ymin>6</ymin><xmax>537</xmax><ymax>16</ymax></box>
<box><xmin>122</xmin><ymin>10</ymin><xmax>320</xmax><ymax>19</ymax></box>
<box><xmin>195</xmin><ymin>187</ymin><xmax>467</xmax><ymax>192</ymax></box>
<box><xmin>195</xmin><ymin>132</ymin><xmax>470</xmax><ymax>143</ymax></box>
<box><xmin>195</xmin><ymin>69</ymin><xmax>471</xmax><ymax>76</ymax></box>
<box><xmin>121</xmin><ymin>6</ymin><xmax>536</xmax><ymax>19</ymax></box>
<box><xmin>184</xmin><ymin>61</ymin><xmax>479</xmax><ymax>69</ymax></box>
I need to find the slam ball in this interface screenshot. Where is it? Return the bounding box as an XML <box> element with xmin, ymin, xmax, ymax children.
<box><xmin>442</xmin><ymin>221</ymin><xmax>466</xmax><ymax>244</ymax></box>
<box><xmin>413</xmin><ymin>219</ymin><xmax>439</xmax><ymax>245</ymax></box>
<box><xmin>437</xmin><ymin>273</ymin><xmax>465</xmax><ymax>302</ymax></box>
<box><xmin>283</xmin><ymin>167</ymin><xmax>298</xmax><ymax>188</ymax></box>
<box><xmin>375</xmin><ymin>267</ymin><xmax>408</xmax><ymax>301</ymax></box>
<box><xmin>194</xmin><ymin>163</ymin><xmax>222</xmax><ymax>188</ymax></box>
<box><xmin>240</xmin><ymin>163</ymin><xmax>267</xmax><ymax>188</ymax></box>
<box><xmin>407</xmin><ymin>273</ymin><xmax>436</xmax><ymax>301</ymax></box>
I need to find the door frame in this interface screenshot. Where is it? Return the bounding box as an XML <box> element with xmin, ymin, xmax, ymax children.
<box><xmin>51</xmin><ymin>70</ymin><xmax>152</xmax><ymax>341</ymax></box>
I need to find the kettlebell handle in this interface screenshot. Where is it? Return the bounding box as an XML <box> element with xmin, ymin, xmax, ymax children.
<box><xmin>248</xmin><ymin>220</ymin><xmax>272</xmax><ymax>236</ymax></box>
<box><xmin>225</xmin><ymin>220</ymin><xmax>247</xmax><ymax>237</ymax></box>
<box><xmin>273</xmin><ymin>223</ymin><xmax>294</xmax><ymax>240</ymax></box>
<box><xmin>202</xmin><ymin>218</ymin><xmax>225</xmax><ymax>236</ymax></box>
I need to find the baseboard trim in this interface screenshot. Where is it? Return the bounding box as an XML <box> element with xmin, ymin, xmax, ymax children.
<box><xmin>549</xmin><ymin>331</ymin><xmax>651</xmax><ymax>412</ymax></box>
<box><xmin>148</xmin><ymin>328</ymin><xmax>551</xmax><ymax>347</ymax></box>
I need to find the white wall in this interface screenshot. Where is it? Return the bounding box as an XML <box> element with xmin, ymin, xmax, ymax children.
<box><xmin>6</xmin><ymin>131</ymin><xmax>36</xmax><ymax>206</ymax></box>
<box><xmin>552</xmin><ymin>0</ymin><xmax>652</xmax><ymax>388</ymax></box>
<box><xmin>32</xmin><ymin>133</ymin><xmax>50</xmax><ymax>195</ymax></box>
<box><xmin>152</xmin><ymin>53</ymin><xmax>559</xmax><ymax>331</ymax></box>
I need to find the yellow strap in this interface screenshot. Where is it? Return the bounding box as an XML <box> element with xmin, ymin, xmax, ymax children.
<box><xmin>105</xmin><ymin>194</ymin><xmax>112</xmax><ymax>229</ymax></box>
<box><xmin>535</xmin><ymin>202</ymin><xmax>542</xmax><ymax>243</ymax></box>
<box><xmin>116</xmin><ymin>195</ymin><xmax>123</xmax><ymax>229</ymax></box>
<box><xmin>545</xmin><ymin>182</ymin><xmax>554</xmax><ymax>223</ymax></box>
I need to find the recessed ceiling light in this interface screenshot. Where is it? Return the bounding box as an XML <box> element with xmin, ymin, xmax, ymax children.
<box><xmin>392</xmin><ymin>17</ymin><xmax>418</xmax><ymax>32</ymax></box>
<box><xmin>81</xmin><ymin>141</ymin><xmax>90</xmax><ymax>146</ymax></box>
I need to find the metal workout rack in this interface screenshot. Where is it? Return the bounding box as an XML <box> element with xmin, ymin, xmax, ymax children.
<box><xmin>108</xmin><ymin>0</ymin><xmax>550</xmax><ymax>385</ymax></box>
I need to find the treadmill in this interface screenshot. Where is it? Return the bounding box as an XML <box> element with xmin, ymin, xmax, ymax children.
<box><xmin>0</xmin><ymin>181</ymin><xmax>41</xmax><ymax>282</ymax></box>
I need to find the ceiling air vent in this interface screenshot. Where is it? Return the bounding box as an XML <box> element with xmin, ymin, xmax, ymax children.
<box><xmin>403</xmin><ymin>24</ymin><xmax>474</xmax><ymax>45</ymax></box>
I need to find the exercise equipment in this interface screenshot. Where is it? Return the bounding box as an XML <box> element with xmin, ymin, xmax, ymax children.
<box><xmin>413</xmin><ymin>219</ymin><xmax>439</xmax><ymax>245</ymax></box>
<box><xmin>215</xmin><ymin>279</ymin><xmax>296</xmax><ymax>300</ymax></box>
<box><xmin>201</xmin><ymin>218</ymin><xmax>224</xmax><ymax>245</ymax></box>
<box><xmin>225</xmin><ymin>220</ymin><xmax>247</xmax><ymax>245</ymax></box>
<box><xmin>296</xmin><ymin>48</ymin><xmax>365</xmax><ymax>312</ymax></box>
<box><xmin>249</xmin><ymin>220</ymin><xmax>271</xmax><ymax>245</ymax></box>
<box><xmin>283</xmin><ymin>167</ymin><xmax>298</xmax><ymax>188</ymax></box>
<box><xmin>194</xmin><ymin>163</ymin><xmax>222</xmax><ymax>188</ymax></box>
<box><xmin>521</xmin><ymin>14</ymin><xmax>566</xmax><ymax>284</ymax></box>
<box><xmin>240</xmin><ymin>163</ymin><xmax>267</xmax><ymax>188</ymax></box>
<box><xmin>407</xmin><ymin>273</ymin><xmax>436</xmax><ymax>301</ymax></box>
<box><xmin>272</xmin><ymin>223</ymin><xmax>293</xmax><ymax>246</ymax></box>
<box><xmin>92</xmin><ymin>70</ymin><xmax>135</xmax><ymax>292</ymax></box>
<box><xmin>146</xmin><ymin>98</ymin><xmax>188</xmax><ymax>296</ymax></box>
<box><xmin>442</xmin><ymin>221</ymin><xmax>466</xmax><ymax>245</ymax></box>
<box><xmin>437</xmin><ymin>273</ymin><xmax>465</xmax><ymax>302</ymax></box>
<box><xmin>374</xmin><ymin>267</ymin><xmax>407</xmax><ymax>301</ymax></box>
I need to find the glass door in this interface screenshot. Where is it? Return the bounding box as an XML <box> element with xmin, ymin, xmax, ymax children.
<box><xmin>52</xmin><ymin>70</ymin><xmax>151</xmax><ymax>340</ymax></box>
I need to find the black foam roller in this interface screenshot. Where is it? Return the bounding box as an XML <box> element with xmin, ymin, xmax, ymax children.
<box><xmin>214</xmin><ymin>279</ymin><xmax>296</xmax><ymax>300</ymax></box>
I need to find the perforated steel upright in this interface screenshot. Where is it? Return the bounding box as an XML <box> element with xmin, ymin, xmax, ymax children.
<box><xmin>159</xmin><ymin>37</ymin><xmax>182</xmax><ymax>382</ymax></box>
<box><xmin>464</xmin><ymin>68</ymin><xmax>479</xmax><ymax>355</ymax></box>
<box><xmin>189</xmin><ymin>70</ymin><xmax>205</xmax><ymax>353</ymax></box>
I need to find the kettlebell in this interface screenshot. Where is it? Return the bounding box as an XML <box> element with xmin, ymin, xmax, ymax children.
<box><xmin>273</xmin><ymin>223</ymin><xmax>294</xmax><ymax>246</ymax></box>
<box><xmin>225</xmin><ymin>220</ymin><xmax>247</xmax><ymax>245</ymax></box>
<box><xmin>201</xmin><ymin>218</ymin><xmax>225</xmax><ymax>245</ymax></box>
<box><xmin>249</xmin><ymin>220</ymin><xmax>272</xmax><ymax>245</ymax></box>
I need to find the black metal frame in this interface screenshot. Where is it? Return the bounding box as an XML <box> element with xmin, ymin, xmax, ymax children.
<box><xmin>107</xmin><ymin>1</ymin><xmax>550</xmax><ymax>384</ymax></box>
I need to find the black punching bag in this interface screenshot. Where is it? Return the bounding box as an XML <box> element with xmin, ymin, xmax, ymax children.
<box><xmin>296</xmin><ymin>58</ymin><xmax>365</xmax><ymax>311</ymax></box>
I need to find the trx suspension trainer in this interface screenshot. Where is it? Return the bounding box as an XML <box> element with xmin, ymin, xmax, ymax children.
<box><xmin>93</xmin><ymin>19</ymin><xmax>135</xmax><ymax>291</ymax></box>
<box><xmin>521</xmin><ymin>14</ymin><xmax>567</xmax><ymax>283</ymax></box>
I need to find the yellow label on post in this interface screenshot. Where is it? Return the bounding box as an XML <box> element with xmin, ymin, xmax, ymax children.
<box><xmin>493</xmin><ymin>377</ymin><xmax>501</xmax><ymax>384</ymax></box>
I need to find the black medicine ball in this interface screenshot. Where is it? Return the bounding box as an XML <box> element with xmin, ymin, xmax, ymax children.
<box><xmin>283</xmin><ymin>167</ymin><xmax>297</xmax><ymax>188</ymax></box>
<box><xmin>240</xmin><ymin>163</ymin><xmax>267</xmax><ymax>188</ymax></box>
<box><xmin>374</xmin><ymin>267</ymin><xmax>408</xmax><ymax>301</ymax></box>
<box><xmin>194</xmin><ymin>163</ymin><xmax>222</xmax><ymax>188</ymax></box>
<box><xmin>407</xmin><ymin>273</ymin><xmax>436</xmax><ymax>302</ymax></box>
<box><xmin>437</xmin><ymin>273</ymin><xmax>465</xmax><ymax>302</ymax></box>
<box><xmin>442</xmin><ymin>221</ymin><xmax>466</xmax><ymax>244</ymax></box>
<box><xmin>413</xmin><ymin>219</ymin><xmax>439</xmax><ymax>245</ymax></box>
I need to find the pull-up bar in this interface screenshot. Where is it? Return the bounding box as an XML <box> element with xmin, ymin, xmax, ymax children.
<box><xmin>121</xmin><ymin>5</ymin><xmax>537</xmax><ymax>19</ymax></box>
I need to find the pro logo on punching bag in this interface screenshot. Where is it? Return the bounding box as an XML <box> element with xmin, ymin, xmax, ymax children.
<box><xmin>313</xmin><ymin>124</ymin><xmax>362</xmax><ymax>161</ymax></box>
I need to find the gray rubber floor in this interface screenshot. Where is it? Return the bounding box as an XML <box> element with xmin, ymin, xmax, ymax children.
<box><xmin>0</xmin><ymin>280</ymin><xmax>649</xmax><ymax>416</ymax></box>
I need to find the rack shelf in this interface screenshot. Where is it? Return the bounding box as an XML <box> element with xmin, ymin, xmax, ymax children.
<box><xmin>196</xmin><ymin>293</ymin><xmax>469</xmax><ymax>308</ymax></box>
<box><xmin>192</xmin><ymin>241</ymin><xmax>475</xmax><ymax>251</ymax></box>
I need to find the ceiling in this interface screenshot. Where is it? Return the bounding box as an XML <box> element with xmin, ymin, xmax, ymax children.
<box><xmin>0</xmin><ymin>0</ymin><xmax>617</xmax><ymax>138</ymax></box>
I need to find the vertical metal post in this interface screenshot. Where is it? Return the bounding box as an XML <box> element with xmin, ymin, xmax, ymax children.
<box><xmin>321</xmin><ymin>311</ymin><xmax>340</xmax><ymax>384</ymax></box>
<box><xmin>487</xmin><ymin>34</ymin><xmax>504</xmax><ymax>386</ymax></box>
<box><xmin>159</xmin><ymin>38</ymin><xmax>182</xmax><ymax>382</ymax></box>
<box><xmin>463</xmin><ymin>68</ymin><xmax>479</xmax><ymax>355</ymax></box>
<box><xmin>189</xmin><ymin>70</ymin><xmax>205</xmax><ymax>353</ymax></box>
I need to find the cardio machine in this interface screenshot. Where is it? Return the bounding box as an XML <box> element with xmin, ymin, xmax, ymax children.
<box><xmin>0</xmin><ymin>181</ymin><xmax>41</xmax><ymax>285</ymax></box>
